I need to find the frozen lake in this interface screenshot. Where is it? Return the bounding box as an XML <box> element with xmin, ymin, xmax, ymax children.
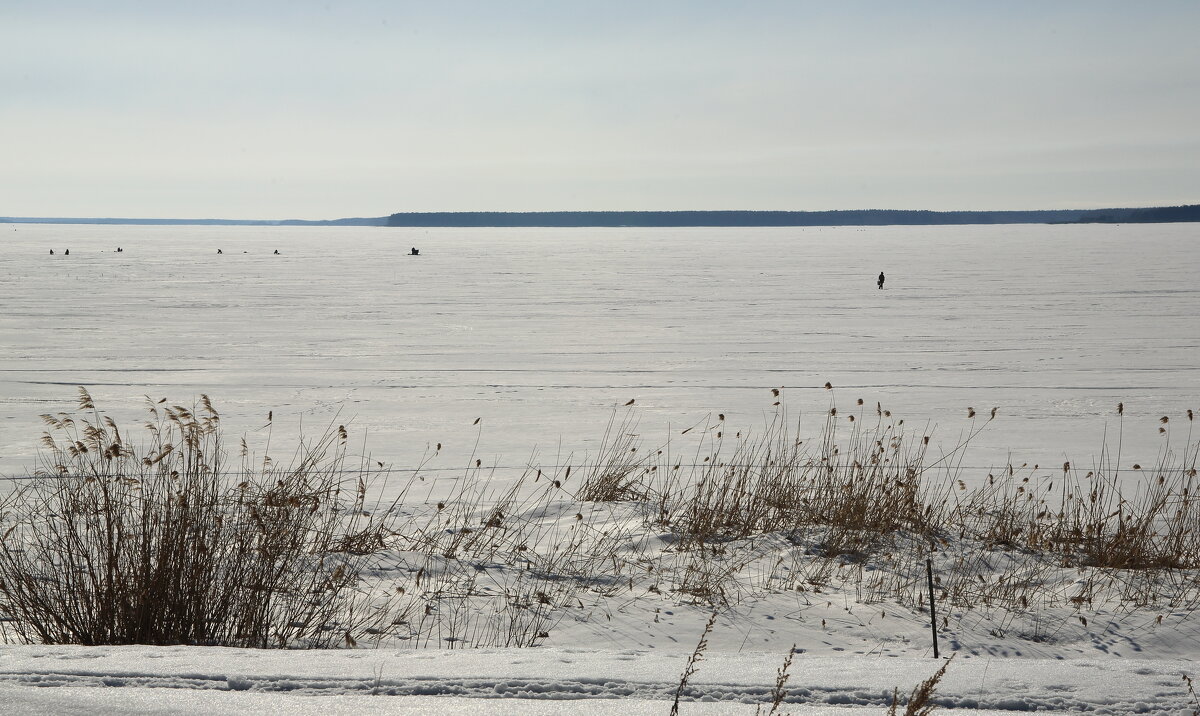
<box><xmin>2</xmin><ymin>222</ymin><xmax>1197</xmax><ymax>484</ymax></box>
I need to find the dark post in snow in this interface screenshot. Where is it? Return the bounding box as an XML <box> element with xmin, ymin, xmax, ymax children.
<box><xmin>927</xmin><ymin>557</ymin><xmax>940</xmax><ymax>658</ymax></box>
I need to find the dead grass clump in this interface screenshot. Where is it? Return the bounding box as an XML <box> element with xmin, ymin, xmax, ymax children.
<box><xmin>580</xmin><ymin>398</ymin><xmax>1200</xmax><ymax>616</ymax></box>
<box><xmin>576</xmin><ymin>409</ymin><xmax>651</xmax><ymax>503</ymax></box>
<box><xmin>627</xmin><ymin>405</ymin><xmax>960</xmax><ymax>556</ymax></box>
<box><xmin>0</xmin><ymin>389</ymin><xmax>392</xmax><ymax>648</ymax></box>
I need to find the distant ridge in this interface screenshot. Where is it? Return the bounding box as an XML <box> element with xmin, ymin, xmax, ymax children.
<box><xmin>386</xmin><ymin>206</ymin><xmax>1200</xmax><ymax>227</ymax></box>
<box><xmin>5</xmin><ymin>205</ymin><xmax>1198</xmax><ymax>227</ymax></box>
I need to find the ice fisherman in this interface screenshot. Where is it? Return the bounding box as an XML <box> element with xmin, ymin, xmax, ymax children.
<box><xmin>410</xmin><ymin>247</ymin><xmax>419</xmax><ymax>255</ymax></box>
<box><xmin>877</xmin><ymin>272</ymin><xmax>885</xmax><ymax>289</ymax></box>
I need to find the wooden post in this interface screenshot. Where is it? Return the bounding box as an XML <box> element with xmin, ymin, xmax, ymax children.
<box><xmin>926</xmin><ymin>557</ymin><xmax>940</xmax><ymax>658</ymax></box>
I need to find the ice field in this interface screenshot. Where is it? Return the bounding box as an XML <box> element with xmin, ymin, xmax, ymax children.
<box><xmin>2</xmin><ymin>221</ymin><xmax>1200</xmax><ymax>713</ymax></box>
<box><xmin>2</xmin><ymin>222</ymin><xmax>1197</xmax><ymax>483</ymax></box>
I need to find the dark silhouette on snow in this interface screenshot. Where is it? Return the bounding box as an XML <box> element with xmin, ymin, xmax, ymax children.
<box><xmin>49</xmin><ymin>249</ymin><xmax>54</xmax><ymax>255</ymax></box>
<box><xmin>116</xmin><ymin>247</ymin><xmax>123</xmax><ymax>252</ymax></box>
<box><xmin>64</xmin><ymin>249</ymin><xmax>69</xmax><ymax>256</ymax></box>
<box><xmin>217</xmin><ymin>249</ymin><xmax>223</xmax><ymax>254</ymax></box>
<box><xmin>273</xmin><ymin>249</ymin><xmax>280</xmax><ymax>255</ymax></box>
<box><xmin>877</xmin><ymin>272</ymin><xmax>885</xmax><ymax>289</ymax></box>
<box><xmin>410</xmin><ymin>247</ymin><xmax>420</xmax><ymax>255</ymax></box>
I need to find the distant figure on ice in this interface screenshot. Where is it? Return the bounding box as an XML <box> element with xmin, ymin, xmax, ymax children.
<box><xmin>217</xmin><ymin>249</ymin><xmax>223</xmax><ymax>254</ymax></box>
<box><xmin>64</xmin><ymin>249</ymin><xmax>69</xmax><ymax>256</ymax></box>
<box><xmin>273</xmin><ymin>249</ymin><xmax>280</xmax><ymax>255</ymax></box>
<box><xmin>49</xmin><ymin>249</ymin><xmax>54</xmax><ymax>255</ymax></box>
<box><xmin>410</xmin><ymin>247</ymin><xmax>419</xmax><ymax>256</ymax></box>
<box><xmin>877</xmin><ymin>272</ymin><xmax>885</xmax><ymax>289</ymax></box>
<box><xmin>116</xmin><ymin>247</ymin><xmax>123</xmax><ymax>252</ymax></box>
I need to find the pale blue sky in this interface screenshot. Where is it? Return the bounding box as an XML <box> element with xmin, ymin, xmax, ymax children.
<box><xmin>3</xmin><ymin>1</ymin><xmax>1198</xmax><ymax>219</ymax></box>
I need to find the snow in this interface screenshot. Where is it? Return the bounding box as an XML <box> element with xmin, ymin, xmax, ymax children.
<box><xmin>0</xmin><ymin>645</ymin><xmax>1194</xmax><ymax>714</ymax></box>
<box><xmin>1</xmin><ymin>222</ymin><xmax>1199</xmax><ymax>713</ymax></box>
<box><xmin>3</xmin><ymin>223</ymin><xmax>1197</xmax><ymax>481</ymax></box>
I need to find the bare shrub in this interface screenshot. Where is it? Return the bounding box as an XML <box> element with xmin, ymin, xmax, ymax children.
<box><xmin>0</xmin><ymin>390</ymin><xmax>393</xmax><ymax>648</ymax></box>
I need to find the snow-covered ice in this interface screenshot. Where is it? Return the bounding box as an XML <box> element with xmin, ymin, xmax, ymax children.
<box><xmin>1</xmin><ymin>222</ymin><xmax>1199</xmax><ymax>714</ymax></box>
<box><xmin>2</xmin><ymin>223</ymin><xmax>1197</xmax><ymax>481</ymax></box>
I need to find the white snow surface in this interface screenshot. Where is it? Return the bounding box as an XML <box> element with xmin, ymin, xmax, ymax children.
<box><xmin>2</xmin><ymin>223</ymin><xmax>1199</xmax><ymax>714</ymax></box>
<box><xmin>0</xmin><ymin>645</ymin><xmax>1195</xmax><ymax>714</ymax></box>
<box><xmin>2</xmin><ymin>223</ymin><xmax>1198</xmax><ymax>481</ymax></box>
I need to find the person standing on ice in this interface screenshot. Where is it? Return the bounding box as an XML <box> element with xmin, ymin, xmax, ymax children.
<box><xmin>877</xmin><ymin>271</ymin><xmax>885</xmax><ymax>289</ymax></box>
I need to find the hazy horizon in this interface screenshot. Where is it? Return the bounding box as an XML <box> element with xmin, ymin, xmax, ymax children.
<box><xmin>4</xmin><ymin>1</ymin><xmax>1199</xmax><ymax>220</ymax></box>
<box><xmin>5</xmin><ymin>201</ymin><xmax>1200</xmax><ymax>224</ymax></box>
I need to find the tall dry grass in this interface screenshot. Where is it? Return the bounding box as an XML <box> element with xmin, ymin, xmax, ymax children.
<box><xmin>0</xmin><ymin>389</ymin><xmax>393</xmax><ymax>647</ymax></box>
<box><xmin>3</xmin><ymin>388</ymin><xmax>1198</xmax><ymax>651</ymax></box>
<box><xmin>575</xmin><ymin>392</ymin><xmax>1200</xmax><ymax>617</ymax></box>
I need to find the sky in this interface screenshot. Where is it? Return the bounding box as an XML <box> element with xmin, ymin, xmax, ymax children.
<box><xmin>3</xmin><ymin>1</ymin><xmax>1199</xmax><ymax>219</ymax></box>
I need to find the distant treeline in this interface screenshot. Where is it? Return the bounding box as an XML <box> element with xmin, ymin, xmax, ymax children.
<box><xmin>386</xmin><ymin>206</ymin><xmax>1200</xmax><ymax>227</ymax></box>
<box><xmin>6</xmin><ymin>205</ymin><xmax>1198</xmax><ymax>228</ymax></box>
